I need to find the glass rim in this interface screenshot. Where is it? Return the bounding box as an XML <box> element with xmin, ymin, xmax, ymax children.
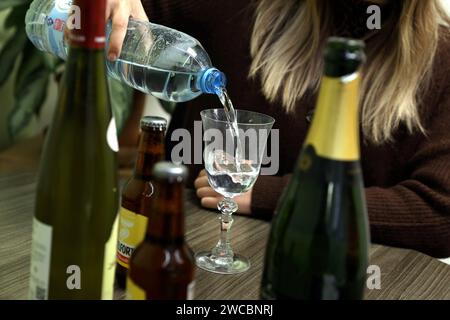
<box><xmin>200</xmin><ymin>108</ymin><xmax>275</xmax><ymax>126</ymax></box>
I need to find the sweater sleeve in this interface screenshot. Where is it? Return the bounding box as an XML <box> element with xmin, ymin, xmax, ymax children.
<box><xmin>250</xmin><ymin>91</ymin><xmax>450</xmax><ymax>258</ymax></box>
<box><xmin>251</xmin><ymin>174</ymin><xmax>292</xmax><ymax>220</ymax></box>
<box><xmin>365</xmin><ymin>89</ymin><xmax>450</xmax><ymax>258</ymax></box>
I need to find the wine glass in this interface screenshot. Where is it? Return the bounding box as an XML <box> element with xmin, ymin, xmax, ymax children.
<box><xmin>195</xmin><ymin>109</ymin><xmax>275</xmax><ymax>274</ymax></box>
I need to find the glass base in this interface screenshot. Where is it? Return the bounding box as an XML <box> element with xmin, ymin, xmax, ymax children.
<box><xmin>195</xmin><ymin>251</ymin><xmax>250</xmax><ymax>275</ymax></box>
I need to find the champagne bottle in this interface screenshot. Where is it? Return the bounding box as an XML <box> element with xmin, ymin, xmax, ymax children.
<box><xmin>28</xmin><ymin>0</ymin><xmax>119</xmax><ymax>299</ymax></box>
<box><xmin>260</xmin><ymin>38</ymin><xmax>370</xmax><ymax>300</ymax></box>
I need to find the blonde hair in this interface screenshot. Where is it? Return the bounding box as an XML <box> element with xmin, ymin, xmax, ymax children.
<box><xmin>250</xmin><ymin>0</ymin><xmax>449</xmax><ymax>143</ymax></box>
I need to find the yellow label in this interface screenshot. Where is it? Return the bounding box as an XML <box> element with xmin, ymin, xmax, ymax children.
<box><xmin>116</xmin><ymin>207</ymin><xmax>148</xmax><ymax>268</ymax></box>
<box><xmin>102</xmin><ymin>214</ymin><xmax>119</xmax><ymax>300</ymax></box>
<box><xmin>305</xmin><ymin>73</ymin><xmax>361</xmax><ymax>161</ymax></box>
<box><xmin>126</xmin><ymin>277</ymin><xmax>146</xmax><ymax>300</ymax></box>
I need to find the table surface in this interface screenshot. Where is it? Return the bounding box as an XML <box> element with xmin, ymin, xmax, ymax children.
<box><xmin>1</xmin><ymin>172</ymin><xmax>450</xmax><ymax>300</ymax></box>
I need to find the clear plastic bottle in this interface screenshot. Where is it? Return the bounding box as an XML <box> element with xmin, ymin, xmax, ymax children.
<box><xmin>25</xmin><ymin>0</ymin><xmax>226</xmax><ymax>102</ymax></box>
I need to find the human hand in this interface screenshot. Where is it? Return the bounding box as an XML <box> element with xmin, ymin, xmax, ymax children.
<box><xmin>106</xmin><ymin>0</ymin><xmax>148</xmax><ymax>61</ymax></box>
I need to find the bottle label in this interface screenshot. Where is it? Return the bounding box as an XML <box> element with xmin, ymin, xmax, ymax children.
<box><xmin>43</xmin><ymin>2</ymin><xmax>70</xmax><ymax>59</ymax></box>
<box><xmin>28</xmin><ymin>218</ymin><xmax>53</xmax><ymax>300</ymax></box>
<box><xmin>101</xmin><ymin>214</ymin><xmax>119</xmax><ymax>300</ymax></box>
<box><xmin>69</xmin><ymin>0</ymin><xmax>106</xmax><ymax>49</ymax></box>
<box><xmin>116</xmin><ymin>207</ymin><xmax>148</xmax><ymax>269</ymax></box>
<box><xmin>126</xmin><ymin>277</ymin><xmax>146</xmax><ymax>300</ymax></box>
<box><xmin>304</xmin><ymin>74</ymin><xmax>361</xmax><ymax>161</ymax></box>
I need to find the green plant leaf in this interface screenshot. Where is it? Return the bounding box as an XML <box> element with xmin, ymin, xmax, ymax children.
<box><xmin>0</xmin><ymin>27</ymin><xmax>27</xmax><ymax>86</ymax></box>
<box><xmin>14</xmin><ymin>43</ymin><xmax>48</xmax><ymax>97</ymax></box>
<box><xmin>1</xmin><ymin>0</ymin><xmax>56</xmax><ymax>139</ymax></box>
<box><xmin>8</xmin><ymin>75</ymin><xmax>48</xmax><ymax>138</ymax></box>
<box><xmin>11</xmin><ymin>43</ymin><xmax>51</xmax><ymax>137</ymax></box>
<box><xmin>0</xmin><ymin>0</ymin><xmax>31</xmax><ymax>11</ymax></box>
<box><xmin>109</xmin><ymin>78</ymin><xmax>133</xmax><ymax>135</ymax></box>
<box><xmin>41</xmin><ymin>52</ymin><xmax>62</xmax><ymax>72</ymax></box>
<box><xmin>5</xmin><ymin>3</ymin><xmax>30</xmax><ymax>29</ymax></box>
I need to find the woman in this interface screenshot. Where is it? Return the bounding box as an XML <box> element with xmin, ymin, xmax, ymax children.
<box><xmin>107</xmin><ymin>0</ymin><xmax>450</xmax><ymax>258</ymax></box>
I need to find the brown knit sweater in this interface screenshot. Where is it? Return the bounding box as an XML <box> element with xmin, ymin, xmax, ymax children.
<box><xmin>142</xmin><ymin>0</ymin><xmax>450</xmax><ymax>258</ymax></box>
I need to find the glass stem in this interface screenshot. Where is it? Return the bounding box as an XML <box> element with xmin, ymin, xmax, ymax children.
<box><xmin>211</xmin><ymin>197</ymin><xmax>238</xmax><ymax>265</ymax></box>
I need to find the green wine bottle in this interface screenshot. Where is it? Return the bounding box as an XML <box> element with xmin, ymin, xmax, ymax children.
<box><xmin>28</xmin><ymin>0</ymin><xmax>119</xmax><ymax>299</ymax></box>
<box><xmin>261</xmin><ymin>38</ymin><xmax>370</xmax><ymax>300</ymax></box>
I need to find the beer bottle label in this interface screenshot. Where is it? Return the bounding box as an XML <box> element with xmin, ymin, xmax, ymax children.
<box><xmin>29</xmin><ymin>218</ymin><xmax>52</xmax><ymax>300</ymax></box>
<box><xmin>116</xmin><ymin>207</ymin><xmax>148</xmax><ymax>268</ymax></box>
<box><xmin>126</xmin><ymin>277</ymin><xmax>146</xmax><ymax>300</ymax></box>
<box><xmin>101</xmin><ymin>215</ymin><xmax>119</xmax><ymax>300</ymax></box>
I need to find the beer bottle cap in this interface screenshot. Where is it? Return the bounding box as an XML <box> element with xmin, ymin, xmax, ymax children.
<box><xmin>140</xmin><ymin>116</ymin><xmax>168</xmax><ymax>130</ymax></box>
<box><xmin>153</xmin><ymin>161</ymin><xmax>188</xmax><ymax>183</ymax></box>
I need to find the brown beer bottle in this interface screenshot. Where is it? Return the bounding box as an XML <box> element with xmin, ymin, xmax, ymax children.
<box><xmin>126</xmin><ymin>162</ymin><xmax>195</xmax><ymax>300</ymax></box>
<box><xmin>116</xmin><ymin>116</ymin><xmax>167</xmax><ymax>288</ymax></box>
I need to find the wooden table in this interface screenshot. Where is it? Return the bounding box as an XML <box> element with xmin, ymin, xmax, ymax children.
<box><xmin>1</xmin><ymin>172</ymin><xmax>450</xmax><ymax>300</ymax></box>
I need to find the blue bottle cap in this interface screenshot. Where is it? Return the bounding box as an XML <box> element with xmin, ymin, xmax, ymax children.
<box><xmin>198</xmin><ymin>68</ymin><xmax>227</xmax><ymax>94</ymax></box>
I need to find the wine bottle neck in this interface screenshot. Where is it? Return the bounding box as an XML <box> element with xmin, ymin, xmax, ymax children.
<box><xmin>145</xmin><ymin>182</ymin><xmax>185</xmax><ymax>243</ymax></box>
<box><xmin>69</xmin><ymin>0</ymin><xmax>107</xmax><ymax>50</ymax></box>
<box><xmin>304</xmin><ymin>73</ymin><xmax>361</xmax><ymax>161</ymax></box>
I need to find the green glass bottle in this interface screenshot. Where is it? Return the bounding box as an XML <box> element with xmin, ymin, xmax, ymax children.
<box><xmin>261</xmin><ymin>37</ymin><xmax>370</xmax><ymax>300</ymax></box>
<box><xmin>28</xmin><ymin>0</ymin><xmax>119</xmax><ymax>299</ymax></box>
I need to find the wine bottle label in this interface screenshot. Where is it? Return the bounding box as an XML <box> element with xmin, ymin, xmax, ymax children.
<box><xmin>28</xmin><ymin>218</ymin><xmax>53</xmax><ymax>300</ymax></box>
<box><xmin>69</xmin><ymin>0</ymin><xmax>106</xmax><ymax>49</ymax></box>
<box><xmin>126</xmin><ymin>277</ymin><xmax>146</xmax><ymax>300</ymax></box>
<box><xmin>101</xmin><ymin>214</ymin><xmax>119</xmax><ymax>300</ymax></box>
<box><xmin>116</xmin><ymin>207</ymin><xmax>148</xmax><ymax>269</ymax></box>
<box><xmin>304</xmin><ymin>74</ymin><xmax>360</xmax><ymax>161</ymax></box>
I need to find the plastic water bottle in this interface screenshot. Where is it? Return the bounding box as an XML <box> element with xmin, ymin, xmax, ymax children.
<box><xmin>25</xmin><ymin>0</ymin><xmax>226</xmax><ymax>102</ymax></box>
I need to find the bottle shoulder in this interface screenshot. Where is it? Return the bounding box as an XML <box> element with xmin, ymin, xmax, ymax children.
<box><xmin>121</xmin><ymin>178</ymin><xmax>153</xmax><ymax>207</ymax></box>
<box><xmin>131</xmin><ymin>242</ymin><xmax>194</xmax><ymax>269</ymax></box>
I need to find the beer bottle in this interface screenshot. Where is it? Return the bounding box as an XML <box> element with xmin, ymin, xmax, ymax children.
<box><xmin>28</xmin><ymin>0</ymin><xmax>118</xmax><ymax>299</ymax></box>
<box><xmin>260</xmin><ymin>38</ymin><xmax>370</xmax><ymax>300</ymax></box>
<box><xmin>116</xmin><ymin>116</ymin><xmax>167</xmax><ymax>288</ymax></box>
<box><xmin>127</xmin><ymin>162</ymin><xmax>195</xmax><ymax>300</ymax></box>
